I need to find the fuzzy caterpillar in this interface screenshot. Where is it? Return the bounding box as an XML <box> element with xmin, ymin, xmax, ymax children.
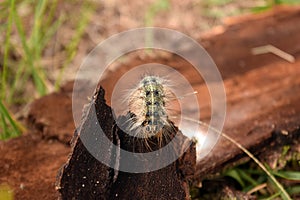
<box><xmin>127</xmin><ymin>75</ymin><xmax>174</xmax><ymax>139</ymax></box>
<box><xmin>117</xmin><ymin>73</ymin><xmax>200</xmax><ymax>151</ymax></box>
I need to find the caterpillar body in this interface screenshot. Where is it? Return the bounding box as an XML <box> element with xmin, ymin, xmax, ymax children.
<box><xmin>127</xmin><ymin>75</ymin><xmax>173</xmax><ymax>139</ymax></box>
<box><xmin>116</xmin><ymin>73</ymin><xmax>208</xmax><ymax>160</ymax></box>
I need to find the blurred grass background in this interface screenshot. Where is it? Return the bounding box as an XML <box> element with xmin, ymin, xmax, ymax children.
<box><xmin>0</xmin><ymin>0</ymin><xmax>95</xmax><ymax>139</ymax></box>
<box><xmin>1</xmin><ymin>0</ymin><xmax>299</xmax><ymax>140</ymax></box>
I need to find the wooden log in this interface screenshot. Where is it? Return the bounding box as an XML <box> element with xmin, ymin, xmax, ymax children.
<box><xmin>20</xmin><ymin>6</ymin><xmax>300</xmax><ymax>199</ymax></box>
<box><xmin>194</xmin><ymin>6</ymin><xmax>300</xmax><ymax>181</ymax></box>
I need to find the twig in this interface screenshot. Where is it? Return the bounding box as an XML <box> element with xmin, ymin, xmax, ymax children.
<box><xmin>252</xmin><ymin>45</ymin><xmax>295</xmax><ymax>63</ymax></box>
<box><xmin>247</xmin><ymin>183</ymin><xmax>267</xmax><ymax>195</ymax></box>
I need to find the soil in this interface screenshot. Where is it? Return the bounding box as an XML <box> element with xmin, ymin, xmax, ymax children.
<box><xmin>1</xmin><ymin>5</ymin><xmax>300</xmax><ymax>200</ymax></box>
<box><xmin>0</xmin><ymin>134</ymin><xmax>69</xmax><ymax>199</ymax></box>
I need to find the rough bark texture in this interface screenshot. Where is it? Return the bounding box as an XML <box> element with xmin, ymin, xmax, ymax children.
<box><xmin>56</xmin><ymin>86</ymin><xmax>196</xmax><ymax>199</ymax></box>
<box><xmin>56</xmin><ymin>87</ymin><xmax>116</xmax><ymax>199</ymax></box>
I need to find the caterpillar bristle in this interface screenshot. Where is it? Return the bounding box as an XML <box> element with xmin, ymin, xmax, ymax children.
<box><xmin>120</xmin><ymin>75</ymin><xmax>175</xmax><ymax>147</ymax></box>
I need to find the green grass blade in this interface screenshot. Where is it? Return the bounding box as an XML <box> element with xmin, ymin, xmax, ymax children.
<box><xmin>272</xmin><ymin>171</ymin><xmax>300</xmax><ymax>181</ymax></box>
<box><xmin>54</xmin><ymin>2</ymin><xmax>94</xmax><ymax>90</ymax></box>
<box><xmin>12</xmin><ymin>2</ymin><xmax>47</xmax><ymax>96</ymax></box>
<box><xmin>144</xmin><ymin>0</ymin><xmax>169</xmax><ymax>50</ymax></box>
<box><xmin>0</xmin><ymin>113</ymin><xmax>9</xmax><ymax>139</ymax></box>
<box><xmin>30</xmin><ymin>0</ymin><xmax>48</xmax><ymax>95</ymax></box>
<box><xmin>144</xmin><ymin>0</ymin><xmax>170</xmax><ymax>26</ymax></box>
<box><xmin>43</xmin><ymin>0</ymin><xmax>59</xmax><ymax>27</ymax></box>
<box><xmin>238</xmin><ymin>168</ymin><xmax>260</xmax><ymax>186</ymax></box>
<box><xmin>39</xmin><ymin>2</ymin><xmax>64</xmax><ymax>51</ymax></box>
<box><xmin>224</xmin><ymin>169</ymin><xmax>245</xmax><ymax>187</ymax></box>
<box><xmin>31</xmin><ymin>0</ymin><xmax>47</xmax><ymax>47</ymax></box>
<box><xmin>0</xmin><ymin>100</ymin><xmax>24</xmax><ymax>136</ymax></box>
<box><xmin>286</xmin><ymin>185</ymin><xmax>300</xmax><ymax>196</ymax></box>
<box><xmin>1</xmin><ymin>0</ymin><xmax>15</xmax><ymax>100</ymax></box>
<box><xmin>220</xmin><ymin>133</ymin><xmax>291</xmax><ymax>200</ymax></box>
<box><xmin>39</xmin><ymin>15</ymin><xmax>65</xmax><ymax>51</ymax></box>
<box><xmin>261</xmin><ymin>191</ymin><xmax>281</xmax><ymax>200</ymax></box>
<box><xmin>8</xmin><ymin>58</ymin><xmax>28</xmax><ymax>103</ymax></box>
